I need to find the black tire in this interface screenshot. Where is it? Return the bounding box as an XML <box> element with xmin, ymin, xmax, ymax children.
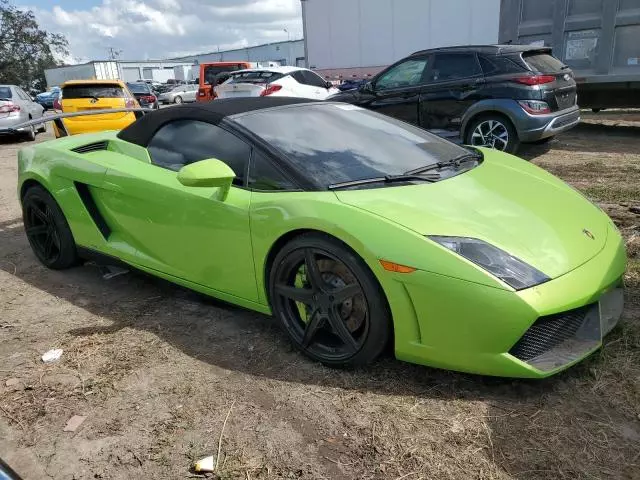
<box><xmin>465</xmin><ymin>114</ymin><xmax>520</xmax><ymax>154</ymax></box>
<box><xmin>269</xmin><ymin>233</ymin><xmax>391</xmax><ymax>368</ymax></box>
<box><xmin>37</xmin><ymin>121</ymin><xmax>47</xmax><ymax>133</ymax></box>
<box><xmin>174</xmin><ymin>96</ymin><xmax>183</xmax><ymax>104</ymax></box>
<box><xmin>22</xmin><ymin>185</ymin><xmax>79</xmax><ymax>269</ymax></box>
<box><xmin>24</xmin><ymin>124</ymin><xmax>36</xmax><ymax>142</ymax></box>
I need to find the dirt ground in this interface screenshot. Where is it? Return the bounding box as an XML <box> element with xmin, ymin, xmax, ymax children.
<box><xmin>0</xmin><ymin>111</ymin><xmax>639</xmax><ymax>480</ymax></box>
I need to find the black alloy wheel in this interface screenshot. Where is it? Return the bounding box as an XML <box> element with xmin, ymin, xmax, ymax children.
<box><xmin>22</xmin><ymin>186</ymin><xmax>78</xmax><ymax>269</ymax></box>
<box><xmin>270</xmin><ymin>234</ymin><xmax>390</xmax><ymax>367</ymax></box>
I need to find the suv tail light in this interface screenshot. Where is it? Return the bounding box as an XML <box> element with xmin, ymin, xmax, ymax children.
<box><xmin>198</xmin><ymin>87</ymin><xmax>208</xmax><ymax>97</ymax></box>
<box><xmin>260</xmin><ymin>84</ymin><xmax>283</xmax><ymax>96</ymax></box>
<box><xmin>513</xmin><ymin>75</ymin><xmax>556</xmax><ymax>86</ymax></box>
<box><xmin>0</xmin><ymin>103</ymin><xmax>20</xmax><ymax>113</ymax></box>
<box><xmin>53</xmin><ymin>98</ymin><xmax>63</xmax><ymax>111</ymax></box>
<box><xmin>518</xmin><ymin>100</ymin><xmax>551</xmax><ymax>115</ymax></box>
<box><xmin>125</xmin><ymin>98</ymin><xmax>136</xmax><ymax>108</ymax></box>
<box><xmin>142</xmin><ymin>95</ymin><xmax>156</xmax><ymax>103</ymax></box>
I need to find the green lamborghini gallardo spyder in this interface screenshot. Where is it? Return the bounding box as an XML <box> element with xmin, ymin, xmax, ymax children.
<box><xmin>11</xmin><ymin>97</ymin><xmax>626</xmax><ymax>378</ymax></box>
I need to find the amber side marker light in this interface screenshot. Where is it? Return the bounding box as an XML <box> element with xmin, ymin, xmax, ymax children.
<box><xmin>379</xmin><ymin>259</ymin><xmax>416</xmax><ymax>273</ymax></box>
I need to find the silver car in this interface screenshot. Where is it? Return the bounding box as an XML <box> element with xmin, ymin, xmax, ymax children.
<box><xmin>0</xmin><ymin>85</ymin><xmax>46</xmax><ymax>140</ymax></box>
<box><xmin>157</xmin><ymin>84</ymin><xmax>198</xmax><ymax>104</ymax></box>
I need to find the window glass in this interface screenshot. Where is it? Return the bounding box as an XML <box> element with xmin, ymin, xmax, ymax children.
<box><xmin>248</xmin><ymin>150</ymin><xmax>297</xmax><ymax>191</ymax></box>
<box><xmin>62</xmin><ymin>84</ymin><xmax>126</xmax><ymax>99</ymax></box>
<box><xmin>148</xmin><ymin>120</ymin><xmax>250</xmax><ymax>185</ymax></box>
<box><xmin>523</xmin><ymin>52</ymin><xmax>566</xmax><ymax>72</ymax></box>
<box><xmin>233</xmin><ymin>104</ymin><xmax>467</xmax><ymax>188</ymax></box>
<box><xmin>301</xmin><ymin>70</ymin><xmax>327</xmax><ymax>88</ymax></box>
<box><xmin>479</xmin><ymin>55</ymin><xmax>528</xmax><ymax>75</ymax></box>
<box><xmin>375</xmin><ymin>58</ymin><xmax>428</xmax><ymax>90</ymax></box>
<box><xmin>127</xmin><ymin>82</ymin><xmax>151</xmax><ymax>94</ymax></box>
<box><xmin>291</xmin><ymin>71</ymin><xmax>306</xmax><ymax>84</ymax></box>
<box><xmin>204</xmin><ymin>64</ymin><xmax>246</xmax><ymax>85</ymax></box>
<box><xmin>227</xmin><ymin>71</ymin><xmax>285</xmax><ymax>84</ymax></box>
<box><xmin>16</xmin><ymin>88</ymin><xmax>29</xmax><ymax>100</ymax></box>
<box><xmin>0</xmin><ymin>87</ymin><xmax>12</xmax><ymax>99</ymax></box>
<box><xmin>430</xmin><ymin>53</ymin><xmax>481</xmax><ymax>81</ymax></box>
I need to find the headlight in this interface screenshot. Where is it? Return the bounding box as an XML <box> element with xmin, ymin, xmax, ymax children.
<box><xmin>428</xmin><ymin>236</ymin><xmax>550</xmax><ymax>290</ymax></box>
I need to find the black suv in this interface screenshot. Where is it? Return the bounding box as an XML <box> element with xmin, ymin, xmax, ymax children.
<box><xmin>330</xmin><ymin>45</ymin><xmax>580</xmax><ymax>153</ymax></box>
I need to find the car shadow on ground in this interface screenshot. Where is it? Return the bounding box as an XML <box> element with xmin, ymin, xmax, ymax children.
<box><xmin>1</xmin><ymin>219</ymin><xmax>638</xmax><ymax>478</ymax></box>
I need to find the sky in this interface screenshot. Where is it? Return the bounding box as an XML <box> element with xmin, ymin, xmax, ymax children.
<box><xmin>14</xmin><ymin>0</ymin><xmax>303</xmax><ymax>63</ymax></box>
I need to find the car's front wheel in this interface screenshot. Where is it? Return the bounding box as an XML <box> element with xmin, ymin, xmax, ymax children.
<box><xmin>269</xmin><ymin>233</ymin><xmax>391</xmax><ymax>368</ymax></box>
<box><xmin>174</xmin><ymin>96</ymin><xmax>183</xmax><ymax>104</ymax></box>
<box><xmin>466</xmin><ymin>114</ymin><xmax>519</xmax><ymax>153</ymax></box>
<box><xmin>22</xmin><ymin>185</ymin><xmax>79</xmax><ymax>269</ymax></box>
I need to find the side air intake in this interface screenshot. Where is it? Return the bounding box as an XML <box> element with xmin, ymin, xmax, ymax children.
<box><xmin>71</xmin><ymin>141</ymin><xmax>109</xmax><ymax>154</ymax></box>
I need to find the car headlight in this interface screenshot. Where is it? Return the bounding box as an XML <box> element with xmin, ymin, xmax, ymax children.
<box><xmin>428</xmin><ymin>236</ymin><xmax>550</xmax><ymax>290</ymax></box>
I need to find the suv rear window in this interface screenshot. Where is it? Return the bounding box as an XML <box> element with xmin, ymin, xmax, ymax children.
<box><xmin>227</xmin><ymin>71</ymin><xmax>285</xmax><ymax>84</ymax></box>
<box><xmin>62</xmin><ymin>84</ymin><xmax>126</xmax><ymax>99</ymax></box>
<box><xmin>127</xmin><ymin>83</ymin><xmax>151</xmax><ymax>94</ymax></box>
<box><xmin>522</xmin><ymin>52</ymin><xmax>565</xmax><ymax>72</ymax></box>
<box><xmin>0</xmin><ymin>87</ymin><xmax>12</xmax><ymax>99</ymax></box>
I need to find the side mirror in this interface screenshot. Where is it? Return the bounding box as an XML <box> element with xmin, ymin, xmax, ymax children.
<box><xmin>324</xmin><ymin>81</ymin><xmax>333</xmax><ymax>89</ymax></box>
<box><xmin>177</xmin><ymin>159</ymin><xmax>235</xmax><ymax>201</ymax></box>
<box><xmin>360</xmin><ymin>81</ymin><xmax>374</xmax><ymax>93</ymax></box>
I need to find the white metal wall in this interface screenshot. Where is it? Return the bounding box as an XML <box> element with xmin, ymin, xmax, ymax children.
<box><xmin>172</xmin><ymin>40</ymin><xmax>305</xmax><ymax>67</ymax></box>
<box><xmin>303</xmin><ymin>0</ymin><xmax>501</xmax><ymax>72</ymax></box>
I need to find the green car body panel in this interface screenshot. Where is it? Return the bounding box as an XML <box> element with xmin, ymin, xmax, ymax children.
<box><xmin>17</xmin><ymin>132</ymin><xmax>627</xmax><ymax>379</ymax></box>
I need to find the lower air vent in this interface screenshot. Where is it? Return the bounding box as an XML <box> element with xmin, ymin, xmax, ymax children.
<box><xmin>71</xmin><ymin>141</ymin><xmax>109</xmax><ymax>154</ymax></box>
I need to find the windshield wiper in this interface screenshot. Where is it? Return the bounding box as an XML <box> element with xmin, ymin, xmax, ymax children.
<box><xmin>0</xmin><ymin>97</ymin><xmax>11</xmax><ymax>101</ymax></box>
<box><xmin>328</xmin><ymin>173</ymin><xmax>440</xmax><ymax>190</ymax></box>
<box><xmin>560</xmin><ymin>65</ymin><xmax>570</xmax><ymax>70</ymax></box>
<box><xmin>405</xmin><ymin>152</ymin><xmax>482</xmax><ymax>175</ymax></box>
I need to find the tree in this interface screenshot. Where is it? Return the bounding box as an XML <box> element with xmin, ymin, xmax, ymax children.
<box><xmin>0</xmin><ymin>0</ymin><xmax>68</xmax><ymax>93</ymax></box>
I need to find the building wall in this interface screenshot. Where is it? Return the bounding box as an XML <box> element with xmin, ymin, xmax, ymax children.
<box><xmin>302</xmin><ymin>0</ymin><xmax>501</xmax><ymax>76</ymax></box>
<box><xmin>171</xmin><ymin>40</ymin><xmax>305</xmax><ymax>67</ymax></box>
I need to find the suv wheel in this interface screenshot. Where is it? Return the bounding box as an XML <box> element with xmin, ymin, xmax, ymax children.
<box><xmin>466</xmin><ymin>115</ymin><xmax>519</xmax><ymax>153</ymax></box>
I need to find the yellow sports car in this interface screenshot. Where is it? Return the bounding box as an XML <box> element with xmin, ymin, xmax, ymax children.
<box><xmin>53</xmin><ymin>79</ymin><xmax>139</xmax><ymax>137</ymax></box>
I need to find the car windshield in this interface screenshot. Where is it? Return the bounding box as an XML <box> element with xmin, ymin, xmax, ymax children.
<box><xmin>127</xmin><ymin>83</ymin><xmax>150</xmax><ymax>93</ymax></box>
<box><xmin>233</xmin><ymin>103</ymin><xmax>470</xmax><ymax>188</ymax></box>
<box><xmin>0</xmin><ymin>86</ymin><xmax>12</xmax><ymax>99</ymax></box>
<box><xmin>226</xmin><ymin>71</ymin><xmax>285</xmax><ymax>84</ymax></box>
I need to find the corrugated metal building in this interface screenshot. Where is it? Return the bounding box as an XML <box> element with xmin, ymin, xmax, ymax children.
<box><xmin>169</xmin><ymin>40</ymin><xmax>306</xmax><ymax>67</ymax></box>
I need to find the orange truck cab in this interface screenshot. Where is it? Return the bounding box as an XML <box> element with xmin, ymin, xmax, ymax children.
<box><xmin>197</xmin><ymin>61</ymin><xmax>253</xmax><ymax>102</ymax></box>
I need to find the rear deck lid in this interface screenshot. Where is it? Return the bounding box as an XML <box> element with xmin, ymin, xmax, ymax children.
<box><xmin>521</xmin><ymin>51</ymin><xmax>577</xmax><ymax>111</ymax></box>
<box><xmin>61</xmin><ymin>83</ymin><xmax>132</xmax><ymax>121</ymax></box>
<box><xmin>215</xmin><ymin>71</ymin><xmax>285</xmax><ymax>98</ymax></box>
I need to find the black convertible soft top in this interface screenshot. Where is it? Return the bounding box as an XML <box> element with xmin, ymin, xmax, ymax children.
<box><xmin>117</xmin><ymin>97</ymin><xmax>321</xmax><ymax>147</ymax></box>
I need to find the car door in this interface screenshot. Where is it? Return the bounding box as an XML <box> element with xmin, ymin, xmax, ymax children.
<box><xmin>418</xmin><ymin>52</ymin><xmax>486</xmax><ymax>131</ymax></box>
<box><xmin>185</xmin><ymin>85</ymin><xmax>198</xmax><ymax>102</ymax></box>
<box><xmin>99</xmin><ymin>119</ymin><xmax>258</xmax><ymax>302</ymax></box>
<box><xmin>16</xmin><ymin>87</ymin><xmax>43</xmax><ymax>119</ymax></box>
<box><xmin>363</xmin><ymin>55</ymin><xmax>430</xmax><ymax>125</ymax></box>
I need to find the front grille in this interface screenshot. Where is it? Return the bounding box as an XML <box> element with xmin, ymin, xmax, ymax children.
<box><xmin>71</xmin><ymin>141</ymin><xmax>108</xmax><ymax>154</ymax></box>
<box><xmin>509</xmin><ymin>304</ymin><xmax>594</xmax><ymax>362</ymax></box>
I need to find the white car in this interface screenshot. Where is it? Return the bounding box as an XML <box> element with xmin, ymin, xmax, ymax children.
<box><xmin>215</xmin><ymin>67</ymin><xmax>340</xmax><ymax>100</ymax></box>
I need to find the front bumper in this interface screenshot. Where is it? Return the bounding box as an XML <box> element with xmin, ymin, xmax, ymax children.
<box><xmin>389</xmin><ymin>222</ymin><xmax>627</xmax><ymax>378</ymax></box>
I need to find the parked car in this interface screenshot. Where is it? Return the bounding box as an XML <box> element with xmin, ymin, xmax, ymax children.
<box><xmin>0</xmin><ymin>84</ymin><xmax>46</xmax><ymax>141</ymax></box>
<box><xmin>337</xmin><ymin>79</ymin><xmax>367</xmax><ymax>91</ymax></box>
<box><xmin>157</xmin><ymin>84</ymin><xmax>198</xmax><ymax>104</ymax></box>
<box><xmin>215</xmin><ymin>67</ymin><xmax>340</xmax><ymax>100</ymax></box>
<box><xmin>329</xmin><ymin>45</ymin><xmax>580</xmax><ymax>153</ymax></box>
<box><xmin>53</xmin><ymin>79</ymin><xmax>139</xmax><ymax>137</ymax></box>
<box><xmin>10</xmin><ymin>97</ymin><xmax>625</xmax><ymax>377</ymax></box>
<box><xmin>35</xmin><ymin>86</ymin><xmax>61</xmax><ymax>110</ymax></box>
<box><xmin>126</xmin><ymin>82</ymin><xmax>159</xmax><ymax>109</ymax></box>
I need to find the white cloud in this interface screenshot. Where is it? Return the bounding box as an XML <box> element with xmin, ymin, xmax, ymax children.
<box><xmin>32</xmin><ymin>0</ymin><xmax>303</xmax><ymax>62</ymax></box>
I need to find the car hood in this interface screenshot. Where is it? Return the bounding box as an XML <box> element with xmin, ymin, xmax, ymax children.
<box><xmin>334</xmin><ymin>151</ymin><xmax>609</xmax><ymax>279</ymax></box>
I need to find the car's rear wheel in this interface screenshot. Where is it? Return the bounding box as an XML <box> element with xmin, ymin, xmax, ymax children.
<box><xmin>37</xmin><ymin>121</ymin><xmax>47</xmax><ymax>133</ymax></box>
<box><xmin>174</xmin><ymin>96</ymin><xmax>183</xmax><ymax>104</ymax></box>
<box><xmin>466</xmin><ymin>114</ymin><xmax>519</xmax><ymax>153</ymax></box>
<box><xmin>24</xmin><ymin>124</ymin><xmax>36</xmax><ymax>142</ymax></box>
<box><xmin>22</xmin><ymin>186</ymin><xmax>79</xmax><ymax>269</ymax></box>
<box><xmin>269</xmin><ymin>233</ymin><xmax>391</xmax><ymax>368</ymax></box>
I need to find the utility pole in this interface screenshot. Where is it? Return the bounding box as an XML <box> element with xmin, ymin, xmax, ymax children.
<box><xmin>107</xmin><ymin>47</ymin><xmax>122</xmax><ymax>60</ymax></box>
